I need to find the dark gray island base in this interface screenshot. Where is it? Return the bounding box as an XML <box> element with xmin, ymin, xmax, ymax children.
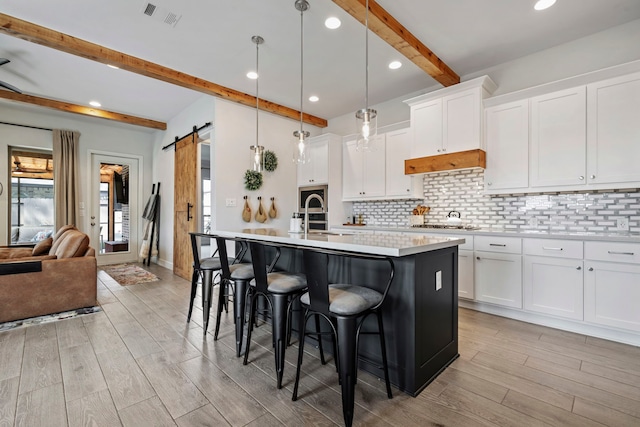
<box><xmin>247</xmin><ymin>241</ymin><xmax>460</xmax><ymax>396</ymax></box>
<box><xmin>215</xmin><ymin>228</ymin><xmax>463</xmax><ymax>397</ymax></box>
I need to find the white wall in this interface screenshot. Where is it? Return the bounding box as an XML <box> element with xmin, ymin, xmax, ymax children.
<box><xmin>324</xmin><ymin>18</ymin><xmax>640</xmax><ymax>135</ymax></box>
<box><xmin>0</xmin><ymin>104</ymin><xmax>155</xmax><ymax>245</ymax></box>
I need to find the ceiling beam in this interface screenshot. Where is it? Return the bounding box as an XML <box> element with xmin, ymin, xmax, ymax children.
<box><xmin>0</xmin><ymin>91</ymin><xmax>167</xmax><ymax>130</ymax></box>
<box><xmin>332</xmin><ymin>0</ymin><xmax>459</xmax><ymax>87</ymax></box>
<box><xmin>0</xmin><ymin>13</ymin><xmax>328</xmax><ymax>128</ymax></box>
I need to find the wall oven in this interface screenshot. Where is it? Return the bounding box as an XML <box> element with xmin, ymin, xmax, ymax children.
<box><xmin>298</xmin><ymin>185</ymin><xmax>328</xmax><ymax>230</ymax></box>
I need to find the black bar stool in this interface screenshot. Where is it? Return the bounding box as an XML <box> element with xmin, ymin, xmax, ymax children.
<box><xmin>243</xmin><ymin>240</ymin><xmax>307</xmax><ymax>389</ymax></box>
<box><xmin>214</xmin><ymin>236</ymin><xmax>254</xmax><ymax>357</ymax></box>
<box><xmin>292</xmin><ymin>248</ymin><xmax>394</xmax><ymax>427</ymax></box>
<box><xmin>188</xmin><ymin>232</ymin><xmax>239</xmax><ymax>335</ymax></box>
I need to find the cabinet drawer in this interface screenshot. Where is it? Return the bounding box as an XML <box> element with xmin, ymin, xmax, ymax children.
<box><xmin>524</xmin><ymin>238</ymin><xmax>583</xmax><ymax>259</ymax></box>
<box><xmin>474</xmin><ymin>236</ymin><xmax>521</xmax><ymax>254</ymax></box>
<box><xmin>585</xmin><ymin>241</ymin><xmax>640</xmax><ymax>264</ymax></box>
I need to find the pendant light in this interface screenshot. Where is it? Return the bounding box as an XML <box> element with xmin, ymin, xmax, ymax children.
<box><xmin>293</xmin><ymin>0</ymin><xmax>310</xmax><ymax>164</ymax></box>
<box><xmin>250</xmin><ymin>35</ymin><xmax>265</xmax><ymax>172</ymax></box>
<box><xmin>355</xmin><ymin>0</ymin><xmax>377</xmax><ymax>152</ymax></box>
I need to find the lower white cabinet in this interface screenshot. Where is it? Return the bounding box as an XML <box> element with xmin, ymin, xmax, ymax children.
<box><xmin>524</xmin><ymin>256</ymin><xmax>584</xmax><ymax>320</ymax></box>
<box><xmin>584</xmin><ymin>261</ymin><xmax>640</xmax><ymax>332</ymax></box>
<box><xmin>458</xmin><ymin>249</ymin><xmax>474</xmax><ymax>299</ymax></box>
<box><xmin>475</xmin><ymin>251</ymin><xmax>522</xmax><ymax>309</ymax></box>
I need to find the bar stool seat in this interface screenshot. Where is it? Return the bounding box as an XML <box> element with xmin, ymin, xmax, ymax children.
<box><xmin>250</xmin><ymin>272</ymin><xmax>307</xmax><ymax>294</ymax></box>
<box><xmin>300</xmin><ymin>284</ymin><xmax>383</xmax><ymax>316</ymax></box>
<box><xmin>199</xmin><ymin>257</ymin><xmax>235</xmax><ymax>271</ymax></box>
<box><xmin>229</xmin><ymin>263</ymin><xmax>255</xmax><ymax>280</ymax></box>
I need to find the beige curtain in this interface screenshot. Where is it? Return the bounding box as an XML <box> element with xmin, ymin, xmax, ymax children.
<box><xmin>53</xmin><ymin>129</ymin><xmax>80</xmax><ymax>231</ymax></box>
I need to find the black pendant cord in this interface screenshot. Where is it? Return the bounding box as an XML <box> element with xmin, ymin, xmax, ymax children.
<box><xmin>0</xmin><ymin>121</ymin><xmax>52</xmax><ymax>132</ymax></box>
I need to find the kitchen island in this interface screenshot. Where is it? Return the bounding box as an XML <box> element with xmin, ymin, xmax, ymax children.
<box><xmin>212</xmin><ymin>228</ymin><xmax>464</xmax><ymax>396</ymax></box>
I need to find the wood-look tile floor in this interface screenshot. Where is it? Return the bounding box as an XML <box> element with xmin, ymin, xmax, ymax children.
<box><xmin>2</xmin><ymin>263</ymin><xmax>640</xmax><ymax>426</ymax></box>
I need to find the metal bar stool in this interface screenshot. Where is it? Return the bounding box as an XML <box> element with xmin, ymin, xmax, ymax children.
<box><xmin>292</xmin><ymin>248</ymin><xmax>394</xmax><ymax>427</ymax></box>
<box><xmin>243</xmin><ymin>240</ymin><xmax>307</xmax><ymax>389</ymax></box>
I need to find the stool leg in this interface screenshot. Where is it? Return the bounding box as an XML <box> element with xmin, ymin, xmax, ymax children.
<box><xmin>272</xmin><ymin>294</ymin><xmax>288</xmax><ymax>389</ymax></box>
<box><xmin>187</xmin><ymin>269</ymin><xmax>200</xmax><ymax>322</ymax></box>
<box><xmin>336</xmin><ymin>316</ymin><xmax>357</xmax><ymax>427</ymax></box>
<box><xmin>243</xmin><ymin>290</ymin><xmax>258</xmax><ymax>365</ymax></box>
<box><xmin>377</xmin><ymin>311</ymin><xmax>393</xmax><ymax>399</ymax></box>
<box><xmin>292</xmin><ymin>310</ymin><xmax>309</xmax><ymax>401</ymax></box>
<box><xmin>201</xmin><ymin>270</ymin><xmax>214</xmax><ymax>335</ymax></box>
<box><xmin>213</xmin><ymin>278</ymin><xmax>226</xmax><ymax>340</ymax></box>
<box><xmin>315</xmin><ymin>314</ymin><xmax>326</xmax><ymax>365</ymax></box>
<box><xmin>234</xmin><ymin>279</ymin><xmax>248</xmax><ymax>357</ymax></box>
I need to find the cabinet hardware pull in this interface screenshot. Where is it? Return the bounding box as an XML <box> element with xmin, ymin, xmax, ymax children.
<box><xmin>607</xmin><ymin>251</ymin><xmax>634</xmax><ymax>256</ymax></box>
<box><xmin>542</xmin><ymin>247</ymin><xmax>563</xmax><ymax>251</ymax></box>
<box><xmin>576</xmin><ymin>266</ymin><xmax>582</xmax><ymax>270</ymax></box>
<box><xmin>588</xmin><ymin>267</ymin><xmax>594</xmax><ymax>271</ymax></box>
<box><xmin>476</xmin><ymin>256</ymin><xmax>515</xmax><ymax>262</ymax></box>
<box><xmin>487</xmin><ymin>182</ymin><xmax>492</xmax><ymax>186</ymax></box>
<box><xmin>489</xmin><ymin>243</ymin><xmax>507</xmax><ymax>247</ymax></box>
<box><xmin>187</xmin><ymin>203</ymin><xmax>193</xmax><ymax>221</ymax></box>
<box><xmin>579</xmin><ymin>176</ymin><xmax>584</xmax><ymax>180</ymax></box>
<box><xmin>590</xmin><ymin>175</ymin><xmax>595</xmax><ymax>179</ymax></box>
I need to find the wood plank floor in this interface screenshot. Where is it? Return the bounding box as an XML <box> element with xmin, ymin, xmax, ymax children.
<box><xmin>2</xmin><ymin>263</ymin><xmax>640</xmax><ymax>426</ymax></box>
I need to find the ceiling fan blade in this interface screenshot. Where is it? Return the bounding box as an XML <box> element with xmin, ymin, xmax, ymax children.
<box><xmin>0</xmin><ymin>80</ymin><xmax>22</xmax><ymax>94</ymax></box>
<box><xmin>0</xmin><ymin>58</ymin><xmax>9</xmax><ymax>66</ymax></box>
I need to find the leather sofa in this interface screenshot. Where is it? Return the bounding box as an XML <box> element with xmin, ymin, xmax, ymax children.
<box><xmin>0</xmin><ymin>225</ymin><xmax>97</xmax><ymax>323</ymax></box>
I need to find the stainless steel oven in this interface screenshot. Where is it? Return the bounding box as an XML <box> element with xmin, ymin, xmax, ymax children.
<box><xmin>299</xmin><ymin>185</ymin><xmax>328</xmax><ymax>230</ymax></box>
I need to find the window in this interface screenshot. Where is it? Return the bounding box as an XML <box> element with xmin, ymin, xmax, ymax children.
<box><xmin>9</xmin><ymin>148</ymin><xmax>55</xmax><ymax>245</ymax></box>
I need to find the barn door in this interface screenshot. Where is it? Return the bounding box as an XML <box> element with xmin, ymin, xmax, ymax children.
<box><xmin>173</xmin><ymin>132</ymin><xmax>198</xmax><ymax>279</ymax></box>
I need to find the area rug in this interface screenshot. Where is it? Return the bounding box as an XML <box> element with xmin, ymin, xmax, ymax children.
<box><xmin>0</xmin><ymin>306</ymin><xmax>102</xmax><ymax>332</ymax></box>
<box><xmin>100</xmin><ymin>263</ymin><xmax>159</xmax><ymax>286</ymax></box>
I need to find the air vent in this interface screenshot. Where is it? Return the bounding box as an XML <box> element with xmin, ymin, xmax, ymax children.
<box><xmin>140</xmin><ymin>2</ymin><xmax>182</xmax><ymax>27</ymax></box>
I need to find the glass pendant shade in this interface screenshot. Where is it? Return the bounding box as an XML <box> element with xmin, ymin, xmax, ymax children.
<box><xmin>250</xmin><ymin>145</ymin><xmax>264</xmax><ymax>172</ymax></box>
<box><xmin>293</xmin><ymin>0</ymin><xmax>310</xmax><ymax>164</ymax></box>
<box><xmin>356</xmin><ymin>108</ymin><xmax>377</xmax><ymax>151</ymax></box>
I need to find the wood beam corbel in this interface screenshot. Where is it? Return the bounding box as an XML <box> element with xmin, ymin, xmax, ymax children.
<box><xmin>0</xmin><ymin>13</ymin><xmax>328</xmax><ymax>128</ymax></box>
<box><xmin>332</xmin><ymin>0</ymin><xmax>460</xmax><ymax>87</ymax></box>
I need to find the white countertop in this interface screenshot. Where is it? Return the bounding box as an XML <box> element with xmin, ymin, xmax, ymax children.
<box><xmin>332</xmin><ymin>225</ymin><xmax>640</xmax><ymax>243</ymax></box>
<box><xmin>211</xmin><ymin>228</ymin><xmax>465</xmax><ymax>257</ymax></box>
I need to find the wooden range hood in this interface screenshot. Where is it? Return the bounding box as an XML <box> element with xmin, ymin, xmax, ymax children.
<box><xmin>404</xmin><ymin>149</ymin><xmax>486</xmax><ymax>174</ymax></box>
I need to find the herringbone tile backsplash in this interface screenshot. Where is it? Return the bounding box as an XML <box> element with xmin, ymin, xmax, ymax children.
<box><xmin>351</xmin><ymin>169</ymin><xmax>640</xmax><ymax>233</ymax></box>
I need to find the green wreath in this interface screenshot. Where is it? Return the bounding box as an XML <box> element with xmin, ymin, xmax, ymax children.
<box><xmin>264</xmin><ymin>150</ymin><xmax>278</xmax><ymax>172</ymax></box>
<box><xmin>244</xmin><ymin>169</ymin><xmax>263</xmax><ymax>191</ymax></box>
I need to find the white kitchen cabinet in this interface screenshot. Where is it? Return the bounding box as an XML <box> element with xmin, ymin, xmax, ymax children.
<box><xmin>484</xmin><ymin>99</ymin><xmax>529</xmax><ymax>193</ymax></box>
<box><xmin>385</xmin><ymin>128</ymin><xmax>423</xmax><ymax>198</ymax></box>
<box><xmin>342</xmin><ymin>135</ymin><xmax>385</xmax><ymax>200</ymax></box>
<box><xmin>587</xmin><ymin>72</ymin><xmax>640</xmax><ymax>186</ymax></box>
<box><xmin>524</xmin><ymin>256</ymin><xmax>584</xmax><ymax>320</ymax></box>
<box><xmin>297</xmin><ymin>134</ymin><xmax>332</xmax><ymax>186</ymax></box>
<box><xmin>405</xmin><ymin>76</ymin><xmax>496</xmax><ymax>159</ymax></box>
<box><xmin>458</xmin><ymin>249</ymin><xmax>475</xmax><ymax>300</ymax></box>
<box><xmin>530</xmin><ymin>86</ymin><xmax>587</xmax><ymax>188</ymax></box>
<box><xmin>474</xmin><ymin>236</ymin><xmax>522</xmax><ymax>309</ymax></box>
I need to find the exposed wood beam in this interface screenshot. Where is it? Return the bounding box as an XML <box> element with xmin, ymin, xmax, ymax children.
<box><xmin>332</xmin><ymin>0</ymin><xmax>459</xmax><ymax>87</ymax></box>
<box><xmin>0</xmin><ymin>13</ymin><xmax>328</xmax><ymax>128</ymax></box>
<box><xmin>0</xmin><ymin>91</ymin><xmax>167</xmax><ymax>130</ymax></box>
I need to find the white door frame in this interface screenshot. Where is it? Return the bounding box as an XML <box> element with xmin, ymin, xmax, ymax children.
<box><xmin>88</xmin><ymin>150</ymin><xmax>143</xmax><ymax>266</ymax></box>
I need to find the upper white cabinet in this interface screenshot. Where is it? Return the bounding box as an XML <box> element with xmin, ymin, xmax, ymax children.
<box><xmin>587</xmin><ymin>72</ymin><xmax>640</xmax><ymax>185</ymax></box>
<box><xmin>384</xmin><ymin>128</ymin><xmax>423</xmax><ymax>198</ymax></box>
<box><xmin>405</xmin><ymin>76</ymin><xmax>497</xmax><ymax>159</ymax></box>
<box><xmin>342</xmin><ymin>135</ymin><xmax>386</xmax><ymax>200</ymax></box>
<box><xmin>530</xmin><ymin>86</ymin><xmax>587</xmax><ymax>189</ymax></box>
<box><xmin>484</xmin><ymin>99</ymin><xmax>529</xmax><ymax>193</ymax></box>
<box><xmin>297</xmin><ymin>134</ymin><xmax>338</xmax><ymax>186</ymax></box>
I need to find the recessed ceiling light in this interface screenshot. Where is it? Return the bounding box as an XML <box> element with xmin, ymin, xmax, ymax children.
<box><xmin>325</xmin><ymin>17</ymin><xmax>341</xmax><ymax>29</ymax></box>
<box><xmin>388</xmin><ymin>61</ymin><xmax>402</xmax><ymax>70</ymax></box>
<box><xmin>107</xmin><ymin>64</ymin><xmax>119</xmax><ymax>69</ymax></box>
<box><xmin>247</xmin><ymin>71</ymin><xmax>258</xmax><ymax>79</ymax></box>
<box><xmin>89</xmin><ymin>101</ymin><xmax>101</xmax><ymax>107</ymax></box>
<box><xmin>534</xmin><ymin>0</ymin><xmax>556</xmax><ymax>11</ymax></box>
<box><xmin>309</xmin><ymin>95</ymin><xmax>319</xmax><ymax>102</ymax></box>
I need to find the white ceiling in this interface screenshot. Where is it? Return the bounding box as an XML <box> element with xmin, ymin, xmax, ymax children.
<box><xmin>1</xmin><ymin>0</ymin><xmax>639</xmax><ymax>128</ymax></box>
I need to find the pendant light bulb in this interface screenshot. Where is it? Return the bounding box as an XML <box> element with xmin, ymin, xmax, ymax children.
<box><xmin>355</xmin><ymin>0</ymin><xmax>377</xmax><ymax>152</ymax></box>
<box><xmin>250</xmin><ymin>35</ymin><xmax>265</xmax><ymax>172</ymax></box>
<box><xmin>293</xmin><ymin>0</ymin><xmax>310</xmax><ymax>164</ymax></box>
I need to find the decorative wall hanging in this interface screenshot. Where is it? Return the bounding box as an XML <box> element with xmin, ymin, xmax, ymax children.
<box><xmin>255</xmin><ymin>196</ymin><xmax>268</xmax><ymax>223</ymax></box>
<box><xmin>263</xmin><ymin>150</ymin><xmax>278</xmax><ymax>172</ymax></box>
<box><xmin>244</xmin><ymin>170</ymin><xmax>263</xmax><ymax>191</ymax></box>
<box><xmin>269</xmin><ymin>197</ymin><xmax>278</xmax><ymax>218</ymax></box>
<box><xmin>242</xmin><ymin>196</ymin><xmax>252</xmax><ymax>222</ymax></box>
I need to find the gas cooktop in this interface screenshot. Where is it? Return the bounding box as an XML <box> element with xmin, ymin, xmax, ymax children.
<box><xmin>411</xmin><ymin>224</ymin><xmax>481</xmax><ymax>230</ymax></box>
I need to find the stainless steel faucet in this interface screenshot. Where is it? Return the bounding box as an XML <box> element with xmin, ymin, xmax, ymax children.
<box><xmin>304</xmin><ymin>194</ymin><xmax>325</xmax><ymax>237</ymax></box>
